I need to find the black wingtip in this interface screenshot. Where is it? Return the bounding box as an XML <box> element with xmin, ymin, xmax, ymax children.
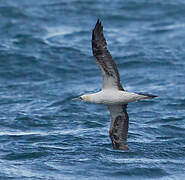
<box><xmin>97</xmin><ymin>18</ymin><xmax>101</xmax><ymax>24</ymax></box>
<box><xmin>94</xmin><ymin>18</ymin><xmax>103</xmax><ymax>29</ymax></box>
<box><xmin>92</xmin><ymin>19</ymin><xmax>103</xmax><ymax>39</ymax></box>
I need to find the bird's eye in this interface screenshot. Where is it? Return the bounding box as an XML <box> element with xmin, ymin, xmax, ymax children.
<box><xmin>79</xmin><ymin>97</ymin><xmax>83</xmax><ymax>100</ymax></box>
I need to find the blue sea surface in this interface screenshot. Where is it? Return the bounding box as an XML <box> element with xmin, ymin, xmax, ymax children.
<box><xmin>0</xmin><ymin>0</ymin><xmax>185</xmax><ymax>179</ymax></box>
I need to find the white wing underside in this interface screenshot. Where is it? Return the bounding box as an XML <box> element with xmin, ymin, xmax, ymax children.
<box><xmin>101</xmin><ymin>68</ymin><xmax>121</xmax><ymax>90</ymax></box>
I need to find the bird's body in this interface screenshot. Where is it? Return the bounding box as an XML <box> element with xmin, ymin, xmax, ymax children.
<box><xmin>82</xmin><ymin>90</ymin><xmax>155</xmax><ymax>105</ymax></box>
<box><xmin>73</xmin><ymin>19</ymin><xmax>157</xmax><ymax>150</ymax></box>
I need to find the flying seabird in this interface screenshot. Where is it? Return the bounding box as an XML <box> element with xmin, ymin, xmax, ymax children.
<box><xmin>73</xmin><ymin>19</ymin><xmax>157</xmax><ymax>150</ymax></box>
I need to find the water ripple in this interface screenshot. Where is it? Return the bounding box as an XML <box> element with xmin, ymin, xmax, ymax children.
<box><xmin>0</xmin><ymin>0</ymin><xmax>185</xmax><ymax>179</ymax></box>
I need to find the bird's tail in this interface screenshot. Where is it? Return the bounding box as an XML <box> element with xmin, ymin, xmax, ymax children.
<box><xmin>136</xmin><ymin>92</ymin><xmax>157</xmax><ymax>99</ymax></box>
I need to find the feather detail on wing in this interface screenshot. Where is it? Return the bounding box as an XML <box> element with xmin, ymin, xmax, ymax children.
<box><xmin>92</xmin><ymin>19</ymin><xmax>124</xmax><ymax>90</ymax></box>
<box><xmin>108</xmin><ymin>104</ymin><xmax>129</xmax><ymax>150</ymax></box>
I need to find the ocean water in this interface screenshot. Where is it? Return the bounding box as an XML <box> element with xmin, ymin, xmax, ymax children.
<box><xmin>0</xmin><ymin>0</ymin><xmax>185</xmax><ymax>179</ymax></box>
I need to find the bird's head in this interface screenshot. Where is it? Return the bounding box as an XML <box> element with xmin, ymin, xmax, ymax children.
<box><xmin>72</xmin><ymin>94</ymin><xmax>91</xmax><ymax>102</ymax></box>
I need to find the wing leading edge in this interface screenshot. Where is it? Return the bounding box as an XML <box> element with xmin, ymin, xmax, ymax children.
<box><xmin>92</xmin><ymin>19</ymin><xmax>124</xmax><ymax>90</ymax></box>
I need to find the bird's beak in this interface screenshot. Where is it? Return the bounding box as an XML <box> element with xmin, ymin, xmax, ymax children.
<box><xmin>72</xmin><ymin>97</ymin><xmax>82</xmax><ymax>101</ymax></box>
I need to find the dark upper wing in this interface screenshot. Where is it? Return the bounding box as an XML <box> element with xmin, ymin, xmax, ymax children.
<box><xmin>92</xmin><ymin>19</ymin><xmax>124</xmax><ymax>90</ymax></box>
<box><xmin>108</xmin><ymin>105</ymin><xmax>129</xmax><ymax>150</ymax></box>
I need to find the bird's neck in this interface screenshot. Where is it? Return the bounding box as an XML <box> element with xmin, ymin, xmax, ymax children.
<box><xmin>84</xmin><ymin>92</ymin><xmax>102</xmax><ymax>104</ymax></box>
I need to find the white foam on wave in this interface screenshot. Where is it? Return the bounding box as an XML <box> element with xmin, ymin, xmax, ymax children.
<box><xmin>0</xmin><ymin>131</ymin><xmax>48</xmax><ymax>136</ymax></box>
<box><xmin>44</xmin><ymin>26</ymin><xmax>79</xmax><ymax>40</ymax></box>
<box><xmin>0</xmin><ymin>128</ymin><xmax>93</xmax><ymax>137</ymax></box>
<box><xmin>107</xmin><ymin>157</ymin><xmax>185</xmax><ymax>164</ymax></box>
<box><xmin>148</xmin><ymin>23</ymin><xmax>185</xmax><ymax>32</ymax></box>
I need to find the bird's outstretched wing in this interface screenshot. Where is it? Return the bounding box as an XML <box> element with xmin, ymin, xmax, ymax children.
<box><xmin>108</xmin><ymin>105</ymin><xmax>129</xmax><ymax>150</ymax></box>
<box><xmin>92</xmin><ymin>19</ymin><xmax>124</xmax><ymax>90</ymax></box>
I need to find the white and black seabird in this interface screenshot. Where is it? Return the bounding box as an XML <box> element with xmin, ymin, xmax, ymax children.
<box><xmin>73</xmin><ymin>19</ymin><xmax>157</xmax><ymax>150</ymax></box>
